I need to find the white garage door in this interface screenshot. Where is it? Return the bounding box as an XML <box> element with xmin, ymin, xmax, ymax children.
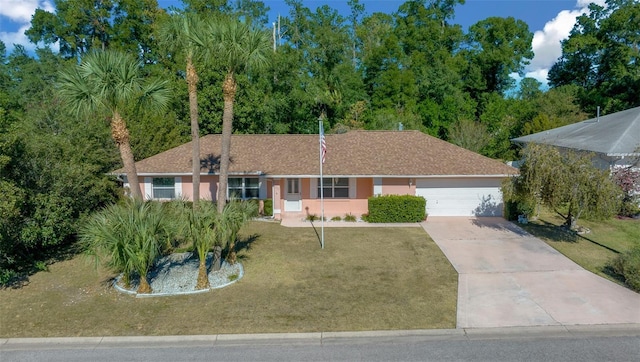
<box><xmin>416</xmin><ymin>178</ymin><xmax>503</xmax><ymax>217</ymax></box>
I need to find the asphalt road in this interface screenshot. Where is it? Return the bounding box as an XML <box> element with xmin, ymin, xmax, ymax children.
<box><xmin>2</xmin><ymin>326</ymin><xmax>639</xmax><ymax>362</ymax></box>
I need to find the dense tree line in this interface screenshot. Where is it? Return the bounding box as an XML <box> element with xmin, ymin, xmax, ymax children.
<box><xmin>1</xmin><ymin>0</ymin><xmax>638</xmax><ymax>283</ymax></box>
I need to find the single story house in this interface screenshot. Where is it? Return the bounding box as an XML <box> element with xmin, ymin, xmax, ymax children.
<box><xmin>116</xmin><ymin>130</ymin><xmax>517</xmax><ymax>219</ymax></box>
<box><xmin>512</xmin><ymin>106</ymin><xmax>640</xmax><ymax>170</ymax></box>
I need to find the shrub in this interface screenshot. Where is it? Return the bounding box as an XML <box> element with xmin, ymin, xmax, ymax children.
<box><xmin>80</xmin><ymin>200</ymin><xmax>178</xmax><ymax>293</ymax></box>
<box><xmin>344</xmin><ymin>213</ymin><xmax>357</xmax><ymax>222</ymax></box>
<box><xmin>306</xmin><ymin>214</ymin><xmax>325</xmax><ymax>222</ymax></box>
<box><xmin>263</xmin><ymin>199</ymin><xmax>273</xmax><ymax>216</ymax></box>
<box><xmin>609</xmin><ymin>245</ymin><xmax>640</xmax><ymax>292</ymax></box>
<box><xmin>504</xmin><ymin>199</ymin><xmax>536</xmax><ymax>221</ymax></box>
<box><xmin>367</xmin><ymin>195</ymin><xmax>426</xmax><ymax>223</ymax></box>
<box><xmin>331</xmin><ymin>216</ymin><xmax>342</xmax><ymax>221</ymax></box>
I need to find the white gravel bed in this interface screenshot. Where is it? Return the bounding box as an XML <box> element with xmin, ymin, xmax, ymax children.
<box><xmin>114</xmin><ymin>252</ymin><xmax>243</xmax><ymax>297</ymax></box>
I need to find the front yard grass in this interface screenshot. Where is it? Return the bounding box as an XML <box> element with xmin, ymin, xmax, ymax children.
<box><xmin>518</xmin><ymin>211</ymin><xmax>640</xmax><ymax>285</ymax></box>
<box><xmin>0</xmin><ymin>221</ymin><xmax>457</xmax><ymax>337</ymax></box>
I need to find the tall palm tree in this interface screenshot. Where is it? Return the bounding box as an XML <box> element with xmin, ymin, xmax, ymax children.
<box><xmin>210</xmin><ymin>18</ymin><xmax>270</xmax><ymax>213</ymax></box>
<box><xmin>158</xmin><ymin>13</ymin><xmax>207</xmax><ymax>206</ymax></box>
<box><xmin>58</xmin><ymin>50</ymin><xmax>170</xmax><ymax>200</ymax></box>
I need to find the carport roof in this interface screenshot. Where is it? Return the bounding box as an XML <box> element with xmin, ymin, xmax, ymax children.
<box><xmin>117</xmin><ymin>130</ymin><xmax>516</xmax><ymax>177</ymax></box>
<box><xmin>512</xmin><ymin>106</ymin><xmax>640</xmax><ymax>156</ymax></box>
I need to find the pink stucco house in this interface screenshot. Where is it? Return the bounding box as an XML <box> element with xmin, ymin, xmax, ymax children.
<box><xmin>116</xmin><ymin>130</ymin><xmax>516</xmax><ymax>220</ymax></box>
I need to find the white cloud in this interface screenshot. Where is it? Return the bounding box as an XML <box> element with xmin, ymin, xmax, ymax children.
<box><xmin>0</xmin><ymin>0</ymin><xmax>53</xmax><ymax>22</ymax></box>
<box><xmin>0</xmin><ymin>23</ymin><xmax>36</xmax><ymax>52</ymax></box>
<box><xmin>524</xmin><ymin>69</ymin><xmax>549</xmax><ymax>86</ymax></box>
<box><xmin>0</xmin><ymin>0</ymin><xmax>54</xmax><ymax>52</ymax></box>
<box><xmin>525</xmin><ymin>1</ymin><xmax>607</xmax><ymax>86</ymax></box>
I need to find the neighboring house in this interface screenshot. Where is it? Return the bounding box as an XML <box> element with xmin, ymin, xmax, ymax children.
<box><xmin>512</xmin><ymin>106</ymin><xmax>640</xmax><ymax>170</ymax></box>
<box><xmin>115</xmin><ymin>130</ymin><xmax>516</xmax><ymax>219</ymax></box>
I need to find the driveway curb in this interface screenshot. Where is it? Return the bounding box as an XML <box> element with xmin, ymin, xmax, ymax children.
<box><xmin>2</xmin><ymin>324</ymin><xmax>639</xmax><ymax>348</ymax></box>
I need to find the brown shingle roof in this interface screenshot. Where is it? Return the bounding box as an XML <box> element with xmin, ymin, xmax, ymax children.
<box><xmin>118</xmin><ymin>130</ymin><xmax>516</xmax><ymax>176</ymax></box>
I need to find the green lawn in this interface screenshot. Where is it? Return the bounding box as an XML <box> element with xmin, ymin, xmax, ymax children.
<box><xmin>519</xmin><ymin>211</ymin><xmax>640</xmax><ymax>285</ymax></box>
<box><xmin>0</xmin><ymin>221</ymin><xmax>457</xmax><ymax>337</ymax></box>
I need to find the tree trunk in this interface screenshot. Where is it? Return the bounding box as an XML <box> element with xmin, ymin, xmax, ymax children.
<box><xmin>187</xmin><ymin>57</ymin><xmax>200</xmax><ymax>206</ymax></box>
<box><xmin>195</xmin><ymin>257</ymin><xmax>209</xmax><ymax>289</ymax></box>
<box><xmin>137</xmin><ymin>274</ymin><xmax>152</xmax><ymax>294</ymax></box>
<box><xmin>213</xmin><ymin>245</ymin><xmax>222</xmax><ymax>271</ymax></box>
<box><xmin>217</xmin><ymin>72</ymin><xmax>237</xmax><ymax>213</ymax></box>
<box><xmin>226</xmin><ymin>242</ymin><xmax>237</xmax><ymax>265</ymax></box>
<box><xmin>111</xmin><ymin>111</ymin><xmax>142</xmax><ymax>200</ymax></box>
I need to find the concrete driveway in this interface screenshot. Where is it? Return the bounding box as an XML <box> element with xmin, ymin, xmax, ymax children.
<box><xmin>421</xmin><ymin>217</ymin><xmax>640</xmax><ymax>329</ymax></box>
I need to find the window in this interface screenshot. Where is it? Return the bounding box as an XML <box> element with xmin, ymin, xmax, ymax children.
<box><xmin>152</xmin><ymin>177</ymin><xmax>175</xmax><ymax>199</ymax></box>
<box><xmin>287</xmin><ymin>178</ymin><xmax>300</xmax><ymax>194</ymax></box>
<box><xmin>228</xmin><ymin>177</ymin><xmax>260</xmax><ymax>199</ymax></box>
<box><xmin>318</xmin><ymin>178</ymin><xmax>349</xmax><ymax>198</ymax></box>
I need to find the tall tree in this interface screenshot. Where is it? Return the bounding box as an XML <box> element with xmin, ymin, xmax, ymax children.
<box><xmin>548</xmin><ymin>0</ymin><xmax>640</xmax><ymax>113</ymax></box>
<box><xmin>503</xmin><ymin>144</ymin><xmax>622</xmax><ymax>228</ymax></box>
<box><xmin>393</xmin><ymin>0</ymin><xmax>468</xmax><ymax>137</ymax></box>
<box><xmin>57</xmin><ymin>50</ymin><xmax>171</xmax><ymax>199</ymax></box>
<box><xmin>463</xmin><ymin>16</ymin><xmax>534</xmax><ymax>100</ymax></box>
<box><xmin>26</xmin><ymin>0</ymin><xmax>163</xmax><ymax>61</ymax></box>
<box><xmin>159</xmin><ymin>12</ymin><xmax>207</xmax><ymax>205</ymax></box>
<box><xmin>210</xmin><ymin>18</ymin><xmax>270</xmax><ymax>212</ymax></box>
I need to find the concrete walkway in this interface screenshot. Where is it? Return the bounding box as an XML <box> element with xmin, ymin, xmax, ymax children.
<box><xmin>421</xmin><ymin>217</ymin><xmax>640</xmax><ymax>329</ymax></box>
<box><xmin>280</xmin><ymin>218</ymin><xmax>421</xmax><ymax>228</ymax></box>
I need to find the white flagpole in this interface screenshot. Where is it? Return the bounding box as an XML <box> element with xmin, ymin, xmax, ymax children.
<box><xmin>319</xmin><ymin>120</ymin><xmax>325</xmax><ymax>249</ymax></box>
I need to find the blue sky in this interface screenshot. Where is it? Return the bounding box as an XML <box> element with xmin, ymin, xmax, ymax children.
<box><xmin>0</xmin><ymin>0</ymin><xmax>606</xmax><ymax>84</ymax></box>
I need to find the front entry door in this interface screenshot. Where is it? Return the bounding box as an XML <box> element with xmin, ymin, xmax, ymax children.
<box><xmin>284</xmin><ymin>178</ymin><xmax>302</xmax><ymax>212</ymax></box>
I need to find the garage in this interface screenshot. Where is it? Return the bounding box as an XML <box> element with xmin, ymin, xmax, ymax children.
<box><xmin>416</xmin><ymin>178</ymin><xmax>504</xmax><ymax>217</ymax></box>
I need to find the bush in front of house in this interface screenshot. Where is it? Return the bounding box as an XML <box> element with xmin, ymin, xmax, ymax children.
<box><xmin>263</xmin><ymin>199</ymin><xmax>273</xmax><ymax>216</ymax></box>
<box><xmin>367</xmin><ymin>195</ymin><xmax>426</xmax><ymax>223</ymax></box>
<box><xmin>344</xmin><ymin>213</ymin><xmax>357</xmax><ymax>222</ymax></box>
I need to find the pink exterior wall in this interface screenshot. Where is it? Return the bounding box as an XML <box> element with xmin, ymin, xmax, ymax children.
<box><xmin>134</xmin><ymin>175</ymin><xmax>374</xmax><ymax>220</ymax></box>
<box><xmin>381</xmin><ymin>178</ymin><xmax>415</xmax><ymax>195</ymax></box>
<box><xmin>136</xmin><ymin>175</ymin><xmax>218</xmax><ymax>201</ymax></box>
<box><xmin>199</xmin><ymin>175</ymin><xmax>219</xmax><ymax>201</ymax></box>
<box><xmin>301</xmin><ymin>199</ymin><xmax>369</xmax><ymax>219</ymax></box>
<box><xmin>280</xmin><ymin>177</ymin><xmax>373</xmax><ymax>220</ymax></box>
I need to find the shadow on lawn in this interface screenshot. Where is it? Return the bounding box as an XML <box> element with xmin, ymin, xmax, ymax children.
<box><xmin>521</xmin><ymin>220</ymin><xmax>621</xmax><ymax>254</ymax></box>
<box><xmin>2</xmin><ymin>240</ymin><xmax>82</xmax><ymax>289</ymax></box>
<box><xmin>234</xmin><ymin>233</ymin><xmax>260</xmax><ymax>261</ymax></box>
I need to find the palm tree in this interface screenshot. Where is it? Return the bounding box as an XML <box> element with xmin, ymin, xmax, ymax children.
<box><xmin>158</xmin><ymin>13</ymin><xmax>207</xmax><ymax>206</ymax></box>
<box><xmin>210</xmin><ymin>18</ymin><xmax>270</xmax><ymax>213</ymax></box>
<box><xmin>187</xmin><ymin>201</ymin><xmax>219</xmax><ymax>289</ymax></box>
<box><xmin>57</xmin><ymin>50</ymin><xmax>170</xmax><ymax>200</ymax></box>
<box><xmin>216</xmin><ymin>200</ymin><xmax>258</xmax><ymax>265</ymax></box>
<box><xmin>81</xmin><ymin>200</ymin><xmax>176</xmax><ymax>294</ymax></box>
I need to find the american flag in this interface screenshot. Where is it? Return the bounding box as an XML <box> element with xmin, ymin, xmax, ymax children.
<box><xmin>320</xmin><ymin>124</ymin><xmax>327</xmax><ymax>164</ymax></box>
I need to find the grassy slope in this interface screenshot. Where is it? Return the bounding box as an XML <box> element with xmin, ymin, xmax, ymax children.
<box><xmin>519</xmin><ymin>211</ymin><xmax>640</xmax><ymax>284</ymax></box>
<box><xmin>0</xmin><ymin>222</ymin><xmax>457</xmax><ymax>337</ymax></box>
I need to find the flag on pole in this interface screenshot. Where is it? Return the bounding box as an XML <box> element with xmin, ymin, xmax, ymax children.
<box><xmin>319</xmin><ymin>120</ymin><xmax>325</xmax><ymax>249</ymax></box>
<box><xmin>320</xmin><ymin>124</ymin><xmax>327</xmax><ymax>164</ymax></box>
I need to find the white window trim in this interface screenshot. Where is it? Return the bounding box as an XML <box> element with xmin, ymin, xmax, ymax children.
<box><xmin>144</xmin><ymin>177</ymin><xmax>152</xmax><ymax>200</ymax></box>
<box><xmin>175</xmin><ymin>177</ymin><xmax>182</xmax><ymax>199</ymax></box>
<box><xmin>150</xmin><ymin>177</ymin><xmax>177</xmax><ymax>200</ymax></box>
<box><xmin>228</xmin><ymin>177</ymin><xmax>261</xmax><ymax>200</ymax></box>
<box><xmin>315</xmin><ymin>177</ymin><xmax>354</xmax><ymax>199</ymax></box>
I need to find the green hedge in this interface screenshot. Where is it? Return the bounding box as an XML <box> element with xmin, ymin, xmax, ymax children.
<box><xmin>367</xmin><ymin>195</ymin><xmax>426</xmax><ymax>223</ymax></box>
<box><xmin>263</xmin><ymin>199</ymin><xmax>273</xmax><ymax>216</ymax></box>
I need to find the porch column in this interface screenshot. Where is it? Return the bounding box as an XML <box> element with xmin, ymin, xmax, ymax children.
<box><xmin>272</xmin><ymin>178</ymin><xmax>282</xmax><ymax>220</ymax></box>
